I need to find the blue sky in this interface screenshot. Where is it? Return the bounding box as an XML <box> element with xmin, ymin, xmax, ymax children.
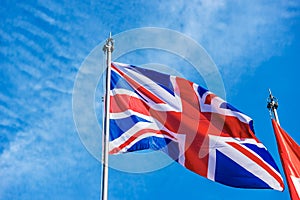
<box><xmin>1</xmin><ymin>0</ymin><xmax>300</xmax><ymax>199</ymax></box>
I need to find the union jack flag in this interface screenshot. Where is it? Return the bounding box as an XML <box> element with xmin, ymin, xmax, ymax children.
<box><xmin>109</xmin><ymin>62</ymin><xmax>284</xmax><ymax>190</ymax></box>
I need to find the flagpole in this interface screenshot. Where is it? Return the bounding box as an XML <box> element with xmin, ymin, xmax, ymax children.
<box><xmin>267</xmin><ymin>89</ymin><xmax>280</xmax><ymax>125</ymax></box>
<box><xmin>102</xmin><ymin>33</ymin><xmax>114</xmax><ymax>200</ymax></box>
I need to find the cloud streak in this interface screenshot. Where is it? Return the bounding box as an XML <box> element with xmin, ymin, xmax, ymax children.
<box><xmin>155</xmin><ymin>0</ymin><xmax>300</xmax><ymax>83</ymax></box>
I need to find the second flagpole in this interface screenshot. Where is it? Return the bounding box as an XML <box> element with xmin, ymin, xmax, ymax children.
<box><xmin>102</xmin><ymin>33</ymin><xmax>114</xmax><ymax>200</ymax></box>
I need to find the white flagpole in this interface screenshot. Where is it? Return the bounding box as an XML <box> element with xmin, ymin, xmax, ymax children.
<box><xmin>267</xmin><ymin>89</ymin><xmax>280</xmax><ymax>125</ymax></box>
<box><xmin>102</xmin><ymin>33</ymin><xmax>114</xmax><ymax>200</ymax></box>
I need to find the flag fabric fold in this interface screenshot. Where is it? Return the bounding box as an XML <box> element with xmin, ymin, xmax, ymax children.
<box><xmin>272</xmin><ymin>120</ymin><xmax>300</xmax><ymax>199</ymax></box>
<box><xmin>109</xmin><ymin>61</ymin><xmax>284</xmax><ymax>190</ymax></box>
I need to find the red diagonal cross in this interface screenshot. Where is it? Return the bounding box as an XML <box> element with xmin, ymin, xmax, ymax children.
<box><xmin>111</xmin><ymin>66</ymin><xmax>214</xmax><ymax>176</ymax></box>
<box><xmin>110</xmin><ymin>65</ymin><xmax>254</xmax><ymax>178</ymax></box>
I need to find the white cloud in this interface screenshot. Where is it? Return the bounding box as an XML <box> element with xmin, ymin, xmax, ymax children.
<box><xmin>156</xmin><ymin>0</ymin><xmax>300</xmax><ymax>84</ymax></box>
<box><xmin>0</xmin><ymin>98</ymin><xmax>100</xmax><ymax>199</ymax></box>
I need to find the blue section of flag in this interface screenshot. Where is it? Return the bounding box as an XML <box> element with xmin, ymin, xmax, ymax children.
<box><xmin>111</xmin><ymin>70</ymin><xmax>132</xmax><ymax>91</ymax></box>
<box><xmin>220</xmin><ymin>102</ymin><xmax>241</xmax><ymax>113</ymax></box>
<box><xmin>215</xmin><ymin>150</ymin><xmax>271</xmax><ymax>189</ymax></box>
<box><xmin>197</xmin><ymin>86</ymin><xmax>208</xmax><ymax>98</ymax></box>
<box><xmin>127</xmin><ymin>137</ymin><xmax>169</xmax><ymax>152</ymax></box>
<box><xmin>129</xmin><ymin>65</ymin><xmax>175</xmax><ymax>96</ymax></box>
<box><xmin>110</xmin><ymin>116</ymin><xmax>150</xmax><ymax>140</ymax></box>
<box><xmin>111</xmin><ymin>70</ymin><xmax>148</xmax><ymax>102</ymax></box>
<box><xmin>249</xmin><ymin>120</ymin><xmax>255</xmax><ymax>133</ymax></box>
<box><xmin>163</xmin><ymin>139</ymin><xmax>180</xmax><ymax>162</ymax></box>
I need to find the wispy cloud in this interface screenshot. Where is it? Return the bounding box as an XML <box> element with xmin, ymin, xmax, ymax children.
<box><xmin>0</xmin><ymin>97</ymin><xmax>100</xmax><ymax>199</ymax></box>
<box><xmin>157</xmin><ymin>1</ymin><xmax>299</xmax><ymax>82</ymax></box>
<box><xmin>0</xmin><ymin>1</ymin><xmax>102</xmax><ymax>198</ymax></box>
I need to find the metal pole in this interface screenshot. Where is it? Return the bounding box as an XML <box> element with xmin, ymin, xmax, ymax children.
<box><xmin>267</xmin><ymin>89</ymin><xmax>280</xmax><ymax>125</ymax></box>
<box><xmin>102</xmin><ymin>33</ymin><xmax>114</xmax><ymax>200</ymax></box>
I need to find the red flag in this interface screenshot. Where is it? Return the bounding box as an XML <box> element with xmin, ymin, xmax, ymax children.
<box><xmin>272</xmin><ymin>119</ymin><xmax>300</xmax><ymax>200</ymax></box>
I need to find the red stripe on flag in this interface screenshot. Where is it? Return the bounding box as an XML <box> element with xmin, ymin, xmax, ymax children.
<box><xmin>109</xmin><ymin>129</ymin><xmax>176</xmax><ymax>154</ymax></box>
<box><xmin>111</xmin><ymin>93</ymin><xmax>182</xmax><ymax>133</ymax></box>
<box><xmin>204</xmin><ymin>93</ymin><xmax>216</xmax><ymax>105</ymax></box>
<box><xmin>111</xmin><ymin>94</ymin><xmax>151</xmax><ymax>116</ymax></box>
<box><xmin>174</xmin><ymin>77</ymin><xmax>210</xmax><ymax>177</ymax></box>
<box><xmin>111</xmin><ymin>64</ymin><xmax>165</xmax><ymax>104</ymax></box>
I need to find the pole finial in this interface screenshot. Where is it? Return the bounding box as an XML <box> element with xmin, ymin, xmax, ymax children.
<box><xmin>267</xmin><ymin>89</ymin><xmax>280</xmax><ymax>124</ymax></box>
<box><xmin>267</xmin><ymin>89</ymin><xmax>278</xmax><ymax>110</ymax></box>
<box><xmin>103</xmin><ymin>33</ymin><xmax>114</xmax><ymax>53</ymax></box>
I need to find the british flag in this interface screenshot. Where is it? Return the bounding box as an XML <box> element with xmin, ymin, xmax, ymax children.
<box><xmin>109</xmin><ymin>62</ymin><xmax>284</xmax><ymax>190</ymax></box>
